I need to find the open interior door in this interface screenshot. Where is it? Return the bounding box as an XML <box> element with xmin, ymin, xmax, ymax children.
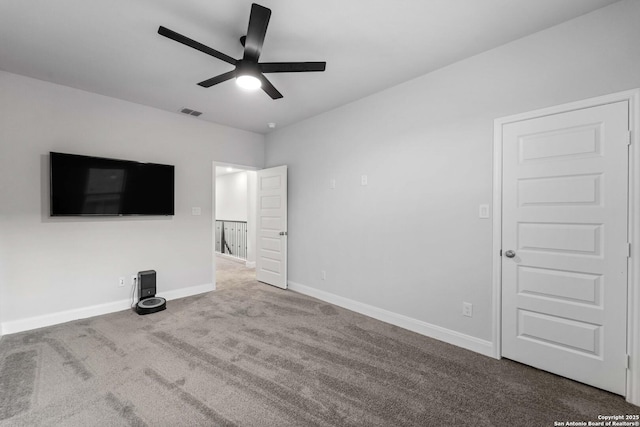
<box><xmin>256</xmin><ymin>166</ymin><xmax>287</xmax><ymax>289</ymax></box>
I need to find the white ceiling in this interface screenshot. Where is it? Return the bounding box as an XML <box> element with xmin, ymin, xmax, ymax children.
<box><xmin>0</xmin><ymin>0</ymin><xmax>620</xmax><ymax>134</ymax></box>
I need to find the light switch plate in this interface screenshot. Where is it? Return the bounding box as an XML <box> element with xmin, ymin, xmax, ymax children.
<box><xmin>479</xmin><ymin>204</ymin><xmax>490</xmax><ymax>219</ymax></box>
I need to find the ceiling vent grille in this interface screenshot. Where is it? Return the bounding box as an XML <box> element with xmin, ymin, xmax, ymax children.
<box><xmin>180</xmin><ymin>108</ymin><xmax>202</xmax><ymax>117</ymax></box>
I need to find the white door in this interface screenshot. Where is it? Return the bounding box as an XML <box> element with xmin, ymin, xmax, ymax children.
<box><xmin>256</xmin><ymin>165</ymin><xmax>287</xmax><ymax>289</ymax></box>
<box><xmin>501</xmin><ymin>101</ymin><xmax>629</xmax><ymax>395</ymax></box>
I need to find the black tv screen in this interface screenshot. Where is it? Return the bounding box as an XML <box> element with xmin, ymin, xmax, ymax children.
<box><xmin>50</xmin><ymin>152</ymin><xmax>175</xmax><ymax>216</ymax></box>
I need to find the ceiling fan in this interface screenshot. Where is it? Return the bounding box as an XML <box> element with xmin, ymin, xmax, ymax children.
<box><xmin>158</xmin><ymin>3</ymin><xmax>326</xmax><ymax>100</ymax></box>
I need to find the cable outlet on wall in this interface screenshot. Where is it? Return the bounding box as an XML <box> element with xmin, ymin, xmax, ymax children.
<box><xmin>118</xmin><ymin>277</ymin><xmax>125</xmax><ymax>287</ymax></box>
<box><xmin>131</xmin><ymin>275</ymin><xmax>137</xmax><ymax>287</ymax></box>
<box><xmin>462</xmin><ymin>302</ymin><xmax>473</xmax><ymax>317</ymax></box>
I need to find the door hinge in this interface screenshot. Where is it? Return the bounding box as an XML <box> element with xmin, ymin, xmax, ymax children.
<box><xmin>628</xmin><ymin>130</ymin><xmax>633</xmax><ymax>146</ymax></box>
<box><xmin>626</xmin><ymin>354</ymin><xmax>631</xmax><ymax>369</ymax></box>
<box><xmin>629</xmin><ymin>243</ymin><xmax>632</xmax><ymax>258</ymax></box>
<box><xmin>499</xmin><ymin>249</ymin><xmax>503</xmax><ymax>256</ymax></box>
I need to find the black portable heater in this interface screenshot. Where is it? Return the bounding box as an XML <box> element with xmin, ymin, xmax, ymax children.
<box><xmin>135</xmin><ymin>270</ymin><xmax>166</xmax><ymax>315</ymax></box>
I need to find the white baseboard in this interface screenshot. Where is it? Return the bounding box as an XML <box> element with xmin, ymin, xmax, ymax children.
<box><xmin>1</xmin><ymin>282</ymin><xmax>214</xmax><ymax>335</ymax></box>
<box><xmin>288</xmin><ymin>280</ymin><xmax>494</xmax><ymax>358</ymax></box>
<box><xmin>2</xmin><ymin>299</ymin><xmax>132</xmax><ymax>335</ymax></box>
<box><xmin>214</xmin><ymin>253</ymin><xmax>254</xmax><ymax>268</ymax></box>
<box><xmin>215</xmin><ymin>253</ymin><xmax>247</xmax><ymax>264</ymax></box>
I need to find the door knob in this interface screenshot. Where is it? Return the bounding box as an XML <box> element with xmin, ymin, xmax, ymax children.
<box><xmin>505</xmin><ymin>250</ymin><xmax>516</xmax><ymax>258</ymax></box>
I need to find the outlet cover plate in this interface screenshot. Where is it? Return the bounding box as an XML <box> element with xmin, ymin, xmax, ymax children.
<box><xmin>462</xmin><ymin>302</ymin><xmax>473</xmax><ymax>317</ymax></box>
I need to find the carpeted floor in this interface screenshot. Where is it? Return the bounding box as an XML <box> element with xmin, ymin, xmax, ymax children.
<box><xmin>0</xmin><ymin>256</ymin><xmax>637</xmax><ymax>426</ymax></box>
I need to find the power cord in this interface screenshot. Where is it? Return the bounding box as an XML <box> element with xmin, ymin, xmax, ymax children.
<box><xmin>130</xmin><ymin>276</ymin><xmax>138</xmax><ymax>309</ymax></box>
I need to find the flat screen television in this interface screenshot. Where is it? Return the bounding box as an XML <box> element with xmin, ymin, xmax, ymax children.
<box><xmin>50</xmin><ymin>152</ymin><xmax>175</xmax><ymax>216</ymax></box>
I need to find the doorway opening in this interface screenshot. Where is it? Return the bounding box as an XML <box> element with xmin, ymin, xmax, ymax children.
<box><xmin>213</xmin><ymin>162</ymin><xmax>257</xmax><ymax>289</ymax></box>
<box><xmin>212</xmin><ymin>163</ymin><xmax>289</xmax><ymax>291</ymax></box>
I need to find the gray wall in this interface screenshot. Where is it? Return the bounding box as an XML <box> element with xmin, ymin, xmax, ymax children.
<box><xmin>264</xmin><ymin>0</ymin><xmax>640</xmax><ymax>342</ymax></box>
<box><xmin>0</xmin><ymin>71</ymin><xmax>264</xmax><ymax>331</ymax></box>
<box><xmin>216</xmin><ymin>172</ymin><xmax>249</xmax><ymax>222</ymax></box>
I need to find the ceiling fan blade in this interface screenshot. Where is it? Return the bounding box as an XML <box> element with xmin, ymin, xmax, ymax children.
<box><xmin>243</xmin><ymin>4</ymin><xmax>271</xmax><ymax>62</ymax></box>
<box><xmin>260</xmin><ymin>62</ymin><xmax>327</xmax><ymax>73</ymax></box>
<box><xmin>198</xmin><ymin>70</ymin><xmax>236</xmax><ymax>88</ymax></box>
<box><xmin>158</xmin><ymin>26</ymin><xmax>237</xmax><ymax>66</ymax></box>
<box><xmin>258</xmin><ymin>74</ymin><xmax>283</xmax><ymax>99</ymax></box>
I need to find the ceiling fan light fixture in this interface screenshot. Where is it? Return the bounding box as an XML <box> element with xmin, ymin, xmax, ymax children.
<box><xmin>236</xmin><ymin>74</ymin><xmax>261</xmax><ymax>90</ymax></box>
<box><xmin>158</xmin><ymin>3</ymin><xmax>326</xmax><ymax>99</ymax></box>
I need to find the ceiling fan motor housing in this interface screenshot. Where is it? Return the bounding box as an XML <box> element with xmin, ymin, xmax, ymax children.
<box><xmin>236</xmin><ymin>60</ymin><xmax>261</xmax><ymax>78</ymax></box>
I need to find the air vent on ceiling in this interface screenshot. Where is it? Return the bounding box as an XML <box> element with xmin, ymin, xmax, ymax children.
<box><xmin>179</xmin><ymin>108</ymin><xmax>203</xmax><ymax>117</ymax></box>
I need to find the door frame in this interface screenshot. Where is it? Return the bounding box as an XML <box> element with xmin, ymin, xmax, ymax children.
<box><xmin>491</xmin><ymin>89</ymin><xmax>640</xmax><ymax>404</ymax></box>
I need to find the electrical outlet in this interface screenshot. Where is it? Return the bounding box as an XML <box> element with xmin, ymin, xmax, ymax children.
<box><xmin>479</xmin><ymin>204</ymin><xmax>490</xmax><ymax>219</ymax></box>
<box><xmin>118</xmin><ymin>277</ymin><xmax>125</xmax><ymax>287</ymax></box>
<box><xmin>462</xmin><ymin>302</ymin><xmax>473</xmax><ymax>317</ymax></box>
<box><xmin>361</xmin><ymin>175</ymin><xmax>368</xmax><ymax>186</ymax></box>
<box><xmin>321</xmin><ymin>270</ymin><xmax>326</xmax><ymax>280</ymax></box>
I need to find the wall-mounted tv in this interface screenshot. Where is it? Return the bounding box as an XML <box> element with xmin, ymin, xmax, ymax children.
<box><xmin>50</xmin><ymin>152</ymin><xmax>175</xmax><ymax>216</ymax></box>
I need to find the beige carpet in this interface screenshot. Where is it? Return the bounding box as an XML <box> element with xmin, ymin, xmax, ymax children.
<box><xmin>0</xmin><ymin>256</ymin><xmax>637</xmax><ymax>426</ymax></box>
